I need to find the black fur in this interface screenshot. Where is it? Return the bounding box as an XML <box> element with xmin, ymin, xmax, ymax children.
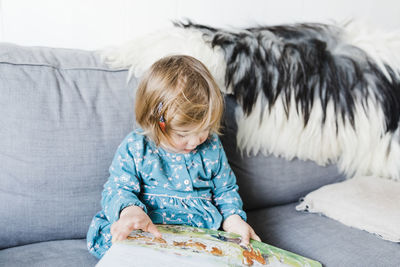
<box><xmin>176</xmin><ymin>21</ymin><xmax>400</xmax><ymax>133</ymax></box>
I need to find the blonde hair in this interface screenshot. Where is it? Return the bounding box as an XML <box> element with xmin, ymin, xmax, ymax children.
<box><xmin>135</xmin><ymin>55</ymin><xmax>223</xmax><ymax>146</ymax></box>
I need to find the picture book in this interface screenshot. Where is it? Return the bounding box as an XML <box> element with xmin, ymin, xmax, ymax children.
<box><xmin>96</xmin><ymin>224</ymin><xmax>322</xmax><ymax>267</ymax></box>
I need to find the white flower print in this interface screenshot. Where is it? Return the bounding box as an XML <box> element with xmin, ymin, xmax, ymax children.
<box><xmin>119</xmin><ymin>174</ymin><xmax>129</xmax><ymax>182</ymax></box>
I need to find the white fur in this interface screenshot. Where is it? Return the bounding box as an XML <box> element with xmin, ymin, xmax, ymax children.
<box><xmin>101</xmin><ymin>22</ymin><xmax>400</xmax><ymax>181</ymax></box>
<box><xmin>236</xmin><ymin>92</ymin><xmax>400</xmax><ymax>180</ymax></box>
<box><xmin>101</xmin><ymin>27</ymin><xmax>229</xmax><ymax>93</ymax></box>
<box><xmin>341</xmin><ymin>20</ymin><xmax>400</xmax><ymax>80</ymax></box>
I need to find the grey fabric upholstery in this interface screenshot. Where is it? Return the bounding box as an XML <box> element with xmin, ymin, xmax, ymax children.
<box><xmin>0</xmin><ymin>239</ymin><xmax>98</xmax><ymax>267</ymax></box>
<box><xmin>3</xmin><ymin>204</ymin><xmax>399</xmax><ymax>267</ymax></box>
<box><xmin>247</xmin><ymin>203</ymin><xmax>400</xmax><ymax>267</ymax></box>
<box><xmin>1</xmin><ymin>43</ymin><xmax>397</xmax><ymax>267</ymax></box>
<box><xmin>0</xmin><ymin>43</ymin><xmax>137</xmax><ymax>248</ymax></box>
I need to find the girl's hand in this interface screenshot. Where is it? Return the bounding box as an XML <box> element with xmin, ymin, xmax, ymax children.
<box><xmin>110</xmin><ymin>205</ymin><xmax>162</xmax><ymax>244</ymax></box>
<box><xmin>222</xmin><ymin>214</ymin><xmax>261</xmax><ymax>246</ymax></box>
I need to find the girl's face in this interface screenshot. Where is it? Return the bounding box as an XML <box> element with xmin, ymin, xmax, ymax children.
<box><xmin>163</xmin><ymin>126</ymin><xmax>210</xmax><ymax>154</ymax></box>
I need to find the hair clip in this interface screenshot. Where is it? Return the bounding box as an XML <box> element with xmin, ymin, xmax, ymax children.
<box><xmin>157</xmin><ymin>102</ymin><xmax>166</xmax><ymax>132</ymax></box>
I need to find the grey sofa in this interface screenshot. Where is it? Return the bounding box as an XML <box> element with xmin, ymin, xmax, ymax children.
<box><xmin>0</xmin><ymin>43</ymin><xmax>399</xmax><ymax>267</ymax></box>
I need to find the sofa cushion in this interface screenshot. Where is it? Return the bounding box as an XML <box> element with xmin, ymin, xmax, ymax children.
<box><xmin>296</xmin><ymin>175</ymin><xmax>400</xmax><ymax>242</ymax></box>
<box><xmin>0</xmin><ymin>43</ymin><xmax>137</xmax><ymax>249</ymax></box>
<box><xmin>221</xmin><ymin>95</ymin><xmax>346</xmax><ymax>210</ymax></box>
<box><xmin>0</xmin><ymin>239</ymin><xmax>98</xmax><ymax>267</ymax></box>
<box><xmin>247</xmin><ymin>203</ymin><xmax>400</xmax><ymax>267</ymax></box>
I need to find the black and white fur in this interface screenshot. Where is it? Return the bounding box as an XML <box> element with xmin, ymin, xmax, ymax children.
<box><xmin>102</xmin><ymin>21</ymin><xmax>400</xmax><ymax>180</ymax></box>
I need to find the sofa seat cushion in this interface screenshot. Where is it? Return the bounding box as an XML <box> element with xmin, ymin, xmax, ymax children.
<box><xmin>247</xmin><ymin>203</ymin><xmax>400</xmax><ymax>267</ymax></box>
<box><xmin>0</xmin><ymin>239</ymin><xmax>98</xmax><ymax>267</ymax></box>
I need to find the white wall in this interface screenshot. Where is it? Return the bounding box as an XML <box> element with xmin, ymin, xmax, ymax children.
<box><xmin>0</xmin><ymin>0</ymin><xmax>399</xmax><ymax>50</ymax></box>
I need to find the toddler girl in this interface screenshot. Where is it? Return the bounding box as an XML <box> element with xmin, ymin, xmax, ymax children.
<box><xmin>87</xmin><ymin>55</ymin><xmax>260</xmax><ymax>258</ymax></box>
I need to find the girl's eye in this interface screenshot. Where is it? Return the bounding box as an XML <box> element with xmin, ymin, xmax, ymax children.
<box><xmin>177</xmin><ymin>134</ymin><xmax>186</xmax><ymax>138</ymax></box>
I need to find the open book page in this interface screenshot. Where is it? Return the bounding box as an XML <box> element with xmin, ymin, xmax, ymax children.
<box><xmin>96</xmin><ymin>225</ymin><xmax>321</xmax><ymax>267</ymax></box>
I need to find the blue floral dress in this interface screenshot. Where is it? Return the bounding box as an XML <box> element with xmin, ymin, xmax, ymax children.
<box><xmin>87</xmin><ymin>129</ymin><xmax>246</xmax><ymax>258</ymax></box>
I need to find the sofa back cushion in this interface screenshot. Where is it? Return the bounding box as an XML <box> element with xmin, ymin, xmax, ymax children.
<box><xmin>0</xmin><ymin>43</ymin><xmax>137</xmax><ymax>249</ymax></box>
<box><xmin>221</xmin><ymin>95</ymin><xmax>346</xmax><ymax>210</ymax></box>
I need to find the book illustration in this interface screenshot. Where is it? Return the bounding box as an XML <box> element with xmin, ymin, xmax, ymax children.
<box><xmin>113</xmin><ymin>225</ymin><xmax>322</xmax><ymax>267</ymax></box>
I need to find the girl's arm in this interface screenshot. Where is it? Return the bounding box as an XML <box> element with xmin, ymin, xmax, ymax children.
<box><xmin>211</xmin><ymin>136</ymin><xmax>247</xmax><ymax>222</ymax></box>
<box><xmin>211</xmin><ymin>136</ymin><xmax>260</xmax><ymax>245</ymax></box>
<box><xmin>100</xmin><ymin>136</ymin><xmax>147</xmax><ymax>224</ymax></box>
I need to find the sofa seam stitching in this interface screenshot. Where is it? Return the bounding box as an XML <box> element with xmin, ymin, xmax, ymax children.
<box><xmin>0</xmin><ymin>61</ymin><xmax>128</xmax><ymax>72</ymax></box>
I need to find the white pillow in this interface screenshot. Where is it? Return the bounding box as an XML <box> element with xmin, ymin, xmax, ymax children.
<box><xmin>296</xmin><ymin>176</ymin><xmax>400</xmax><ymax>242</ymax></box>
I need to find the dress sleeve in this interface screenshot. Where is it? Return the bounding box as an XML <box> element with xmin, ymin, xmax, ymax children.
<box><xmin>211</xmin><ymin>136</ymin><xmax>247</xmax><ymax>221</ymax></box>
<box><xmin>101</xmin><ymin>135</ymin><xmax>147</xmax><ymax>224</ymax></box>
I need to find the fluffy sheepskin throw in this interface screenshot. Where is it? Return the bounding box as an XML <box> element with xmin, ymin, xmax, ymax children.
<box><xmin>102</xmin><ymin>21</ymin><xmax>400</xmax><ymax>181</ymax></box>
